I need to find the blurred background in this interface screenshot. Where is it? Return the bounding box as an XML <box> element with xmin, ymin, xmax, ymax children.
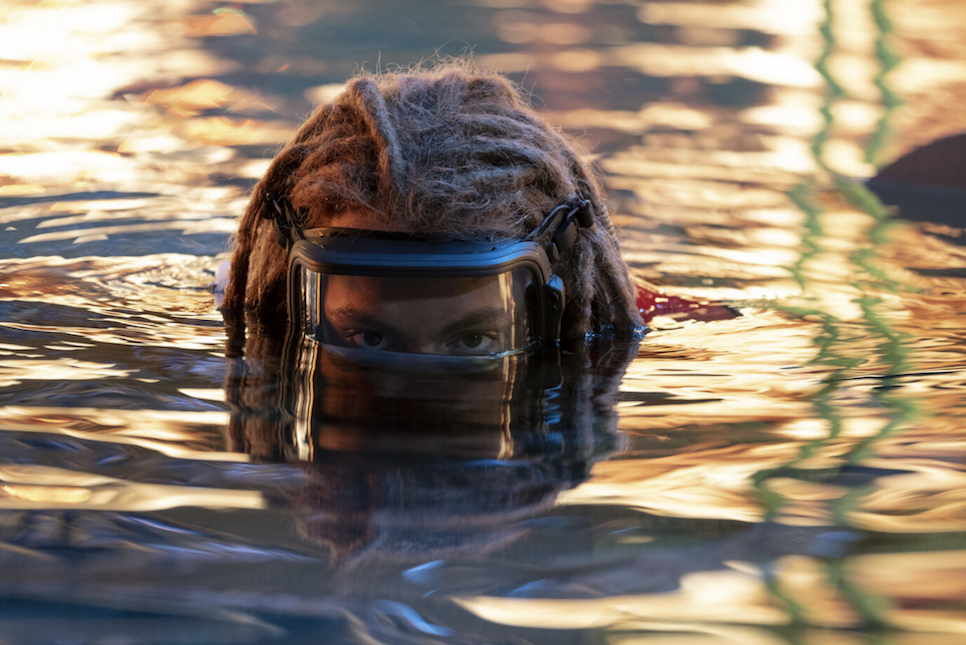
<box><xmin>1</xmin><ymin>0</ymin><xmax>966</xmax><ymax>643</ymax></box>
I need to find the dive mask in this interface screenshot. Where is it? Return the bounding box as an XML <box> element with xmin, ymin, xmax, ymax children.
<box><xmin>263</xmin><ymin>193</ymin><xmax>593</xmax><ymax>356</ymax></box>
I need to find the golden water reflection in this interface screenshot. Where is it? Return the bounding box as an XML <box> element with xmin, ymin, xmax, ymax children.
<box><xmin>1</xmin><ymin>0</ymin><xmax>966</xmax><ymax>640</ymax></box>
<box><xmin>0</xmin><ymin>464</ymin><xmax>262</xmax><ymax>512</ymax></box>
<box><xmin>456</xmin><ymin>551</ymin><xmax>966</xmax><ymax>632</ymax></box>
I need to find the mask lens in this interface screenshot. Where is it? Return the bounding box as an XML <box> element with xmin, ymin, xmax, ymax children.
<box><xmin>298</xmin><ymin>269</ymin><xmax>535</xmax><ymax>356</ymax></box>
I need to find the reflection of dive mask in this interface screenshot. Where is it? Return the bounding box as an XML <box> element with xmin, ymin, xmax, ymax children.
<box><xmin>280</xmin><ymin>332</ymin><xmax>600</xmax><ymax>559</ymax></box>
<box><xmin>225</xmin><ymin>326</ymin><xmax>635</xmax><ymax>561</ymax></box>
<box><xmin>279</xmin><ymin>331</ymin><xmax>582</xmax><ymax>467</ymax></box>
<box><xmin>262</xmin><ymin>193</ymin><xmax>594</xmax><ymax>355</ymax></box>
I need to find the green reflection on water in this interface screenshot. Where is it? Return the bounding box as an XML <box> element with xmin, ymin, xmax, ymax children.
<box><xmin>867</xmin><ymin>0</ymin><xmax>903</xmax><ymax>167</ymax></box>
<box><xmin>756</xmin><ymin>0</ymin><xmax>927</xmax><ymax>632</ymax></box>
<box><xmin>786</xmin><ymin>185</ymin><xmax>823</xmax><ymax>293</ymax></box>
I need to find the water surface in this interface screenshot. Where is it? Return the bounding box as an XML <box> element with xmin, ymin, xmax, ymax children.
<box><xmin>2</xmin><ymin>0</ymin><xmax>966</xmax><ymax>643</ymax></box>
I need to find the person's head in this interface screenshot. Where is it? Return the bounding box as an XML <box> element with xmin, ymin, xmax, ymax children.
<box><xmin>223</xmin><ymin>62</ymin><xmax>641</xmax><ymax>347</ymax></box>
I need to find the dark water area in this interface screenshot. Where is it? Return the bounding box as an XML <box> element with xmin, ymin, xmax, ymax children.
<box><xmin>2</xmin><ymin>0</ymin><xmax>966</xmax><ymax>643</ymax></box>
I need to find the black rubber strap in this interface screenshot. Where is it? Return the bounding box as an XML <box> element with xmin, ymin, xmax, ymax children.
<box><xmin>262</xmin><ymin>192</ymin><xmax>304</xmax><ymax>251</ymax></box>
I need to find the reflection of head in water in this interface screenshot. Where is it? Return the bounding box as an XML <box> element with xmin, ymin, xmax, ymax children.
<box><xmin>222</xmin><ymin>63</ymin><xmax>641</xmax><ymax>341</ymax></box>
<box><xmin>225</xmin><ymin>323</ymin><xmax>638</xmax><ymax>564</ymax></box>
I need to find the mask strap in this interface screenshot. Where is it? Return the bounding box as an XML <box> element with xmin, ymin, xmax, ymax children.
<box><xmin>526</xmin><ymin>199</ymin><xmax>594</xmax><ymax>266</ymax></box>
<box><xmin>262</xmin><ymin>192</ymin><xmax>305</xmax><ymax>251</ymax></box>
<box><xmin>525</xmin><ymin>199</ymin><xmax>594</xmax><ymax>348</ymax></box>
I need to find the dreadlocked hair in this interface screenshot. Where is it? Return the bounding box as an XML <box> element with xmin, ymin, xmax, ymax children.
<box><xmin>223</xmin><ymin>62</ymin><xmax>641</xmax><ymax>340</ymax></box>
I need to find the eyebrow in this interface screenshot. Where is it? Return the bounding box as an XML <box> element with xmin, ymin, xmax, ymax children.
<box><xmin>327</xmin><ymin>306</ymin><xmax>512</xmax><ymax>342</ymax></box>
<box><xmin>326</xmin><ymin>307</ymin><xmax>406</xmax><ymax>338</ymax></box>
<box><xmin>436</xmin><ymin>308</ymin><xmax>513</xmax><ymax>340</ymax></box>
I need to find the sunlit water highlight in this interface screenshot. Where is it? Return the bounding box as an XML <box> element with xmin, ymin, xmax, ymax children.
<box><xmin>2</xmin><ymin>0</ymin><xmax>966</xmax><ymax>643</ymax></box>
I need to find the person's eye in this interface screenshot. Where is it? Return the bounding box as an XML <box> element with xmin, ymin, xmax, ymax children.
<box><xmin>347</xmin><ymin>330</ymin><xmax>393</xmax><ymax>351</ymax></box>
<box><xmin>446</xmin><ymin>332</ymin><xmax>502</xmax><ymax>356</ymax></box>
<box><xmin>462</xmin><ymin>333</ymin><xmax>484</xmax><ymax>349</ymax></box>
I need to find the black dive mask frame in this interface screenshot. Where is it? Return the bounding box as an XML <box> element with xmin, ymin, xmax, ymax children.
<box><xmin>262</xmin><ymin>192</ymin><xmax>594</xmax><ymax>351</ymax></box>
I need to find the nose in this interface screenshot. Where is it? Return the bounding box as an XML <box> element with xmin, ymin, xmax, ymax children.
<box><xmin>401</xmin><ymin>333</ymin><xmax>444</xmax><ymax>355</ymax></box>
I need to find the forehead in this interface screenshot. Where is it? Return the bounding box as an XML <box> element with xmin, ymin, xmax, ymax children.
<box><xmin>325</xmin><ymin>210</ymin><xmax>393</xmax><ymax>231</ymax></box>
<box><xmin>325</xmin><ymin>274</ymin><xmax>510</xmax><ymax>303</ymax></box>
<box><xmin>316</xmin><ymin>208</ymin><xmax>529</xmax><ymax>238</ymax></box>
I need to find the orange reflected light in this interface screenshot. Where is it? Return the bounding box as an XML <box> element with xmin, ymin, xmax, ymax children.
<box><xmin>539</xmin><ymin>0</ymin><xmax>594</xmax><ymax>14</ymax></box>
<box><xmin>609</xmin><ymin>624</ymin><xmax>807</xmax><ymax>644</ymax></box>
<box><xmin>821</xmin><ymin>140</ymin><xmax>877</xmax><ymax>178</ymax></box>
<box><xmin>455</xmin><ymin>569</ymin><xmax>788</xmax><ymax>629</ymax></box>
<box><xmin>773</xmin><ymin>418</ymin><xmax>835</xmax><ymax>441</ymax></box>
<box><xmin>848</xmin><ymin>465</ymin><xmax>966</xmax><ymax>533</ymax></box>
<box><xmin>237</xmin><ymin>158</ymin><xmax>273</xmax><ymax>179</ymax></box>
<box><xmin>850</xmin><ymin>550</ymin><xmax>966</xmax><ymax>601</ymax></box>
<box><xmin>555</xmin><ymin>103</ymin><xmax>714</xmax><ymax>135</ymax></box>
<box><xmin>890</xmin><ymin>57</ymin><xmax>966</xmax><ymax>95</ymax></box>
<box><xmin>773</xmin><ymin>555</ymin><xmax>864</xmax><ymax>627</ymax></box>
<box><xmin>607</xmin><ymin>44</ymin><xmax>822</xmax><ymax>88</ymax></box>
<box><xmin>143</xmin><ymin>79</ymin><xmax>280</xmax><ymax>117</ymax></box>
<box><xmin>830</xmin><ymin>100</ymin><xmax>882</xmax><ymax>135</ymax></box>
<box><xmin>44</xmin><ymin>198</ymin><xmax>152</xmax><ymax>214</ymax></box>
<box><xmin>1</xmin><ymin>484</ymin><xmax>93</xmax><ymax>504</ymax></box>
<box><xmin>144</xmin><ymin>79</ymin><xmax>236</xmax><ymax>114</ymax></box>
<box><xmin>0</xmin><ymin>184</ymin><xmax>45</xmax><ymax>196</ymax></box>
<box><xmin>846</xmin><ymin>551</ymin><xmax>966</xmax><ymax>632</ymax></box>
<box><xmin>472</xmin><ymin>53</ymin><xmax>537</xmax><ymax>74</ymax></box>
<box><xmin>638</xmin><ymin>1</ymin><xmax>821</xmax><ymax>36</ymax></box>
<box><xmin>601</xmin><ymin>153</ymin><xmax>808</xmax><ymax>187</ymax></box>
<box><xmin>0</xmin><ymin>3</ymin><xmax>138</xmax><ymax>63</ymax></box>
<box><xmin>18</xmin><ymin>218</ymin><xmax>237</xmax><ymax>245</ymax></box>
<box><xmin>552</xmin><ymin>50</ymin><xmax>603</xmax><ymax>72</ymax></box>
<box><xmin>0</xmin><ymin>465</ymin><xmax>264</xmax><ymax>512</ymax></box>
<box><xmin>0</xmin><ymin>358</ymin><xmax>131</xmax><ymax>388</ymax></box>
<box><xmin>4</xmin><ymin>109</ymin><xmax>140</xmax><ymax>146</ymax></box>
<box><xmin>180</xmin><ymin>12</ymin><xmax>257</xmax><ymax>37</ymax></box>
<box><xmin>178</xmin><ymin>388</ymin><xmax>226</xmax><ymax>402</ymax></box>
<box><xmin>829</xmin><ymin>53</ymin><xmax>879</xmax><ymax>102</ymax></box>
<box><xmin>182</xmin><ymin>117</ymin><xmax>292</xmax><ymax>146</ymax></box>
<box><xmin>765</xmin><ymin>477</ymin><xmax>849</xmax><ymax>503</ymax></box>
<box><xmin>305</xmin><ymin>83</ymin><xmax>347</xmax><ymax>105</ymax></box>
<box><xmin>556</xmin><ymin>455</ymin><xmax>776</xmax><ymax>523</ymax></box>
<box><xmin>2</xmin><ymin>408</ymin><xmax>239</xmax><ymax>462</ymax></box>
<box><xmin>740</xmin><ymin>103</ymin><xmax>823</xmax><ymax>136</ymax></box>
<box><xmin>0</xmin><ymin>151</ymin><xmax>132</xmax><ymax>184</ymax></box>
